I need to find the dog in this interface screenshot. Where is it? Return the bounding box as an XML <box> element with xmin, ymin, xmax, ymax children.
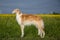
<box><xmin>12</xmin><ymin>9</ymin><xmax>45</xmax><ymax>38</ymax></box>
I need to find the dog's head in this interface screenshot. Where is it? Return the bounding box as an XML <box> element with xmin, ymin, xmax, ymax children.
<box><xmin>12</xmin><ymin>8</ymin><xmax>21</xmax><ymax>14</ymax></box>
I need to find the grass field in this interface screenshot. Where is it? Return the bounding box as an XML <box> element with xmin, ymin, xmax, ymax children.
<box><xmin>0</xmin><ymin>14</ymin><xmax>60</xmax><ymax>40</ymax></box>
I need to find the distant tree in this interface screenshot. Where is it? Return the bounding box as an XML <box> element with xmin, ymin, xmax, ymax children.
<box><xmin>53</xmin><ymin>12</ymin><xmax>60</xmax><ymax>15</ymax></box>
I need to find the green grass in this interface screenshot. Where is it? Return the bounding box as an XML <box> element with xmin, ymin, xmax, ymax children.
<box><xmin>0</xmin><ymin>14</ymin><xmax>60</xmax><ymax>40</ymax></box>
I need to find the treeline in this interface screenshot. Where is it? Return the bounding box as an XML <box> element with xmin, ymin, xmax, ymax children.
<box><xmin>52</xmin><ymin>12</ymin><xmax>60</xmax><ymax>15</ymax></box>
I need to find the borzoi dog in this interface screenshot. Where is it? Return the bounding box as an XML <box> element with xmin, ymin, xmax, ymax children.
<box><xmin>12</xmin><ymin>9</ymin><xmax>45</xmax><ymax>38</ymax></box>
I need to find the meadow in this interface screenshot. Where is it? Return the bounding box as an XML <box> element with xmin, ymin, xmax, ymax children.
<box><xmin>0</xmin><ymin>14</ymin><xmax>60</xmax><ymax>40</ymax></box>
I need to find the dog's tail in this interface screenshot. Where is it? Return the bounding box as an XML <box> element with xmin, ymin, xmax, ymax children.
<box><xmin>40</xmin><ymin>20</ymin><xmax>45</xmax><ymax>38</ymax></box>
<box><xmin>40</xmin><ymin>20</ymin><xmax>44</xmax><ymax>29</ymax></box>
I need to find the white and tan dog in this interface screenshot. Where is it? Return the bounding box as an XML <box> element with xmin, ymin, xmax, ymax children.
<box><xmin>12</xmin><ymin>9</ymin><xmax>45</xmax><ymax>38</ymax></box>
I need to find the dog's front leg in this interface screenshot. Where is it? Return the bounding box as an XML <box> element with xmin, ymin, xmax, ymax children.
<box><xmin>20</xmin><ymin>25</ymin><xmax>24</xmax><ymax>37</ymax></box>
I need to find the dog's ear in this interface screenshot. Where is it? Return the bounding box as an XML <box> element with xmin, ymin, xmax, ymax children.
<box><xmin>16</xmin><ymin>9</ymin><xmax>21</xmax><ymax>13</ymax></box>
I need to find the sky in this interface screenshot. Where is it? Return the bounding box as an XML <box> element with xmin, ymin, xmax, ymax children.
<box><xmin>0</xmin><ymin>0</ymin><xmax>60</xmax><ymax>14</ymax></box>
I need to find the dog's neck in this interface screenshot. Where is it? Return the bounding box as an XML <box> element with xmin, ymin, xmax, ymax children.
<box><xmin>16</xmin><ymin>12</ymin><xmax>22</xmax><ymax>17</ymax></box>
